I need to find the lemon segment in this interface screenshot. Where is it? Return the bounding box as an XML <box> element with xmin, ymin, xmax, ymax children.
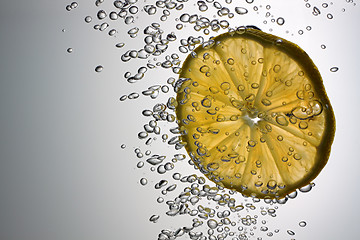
<box><xmin>176</xmin><ymin>28</ymin><xmax>335</xmax><ymax>199</ymax></box>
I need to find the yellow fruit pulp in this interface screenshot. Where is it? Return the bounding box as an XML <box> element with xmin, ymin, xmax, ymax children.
<box><xmin>175</xmin><ymin>28</ymin><xmax>335</xmax><ymax>199</ymax></box>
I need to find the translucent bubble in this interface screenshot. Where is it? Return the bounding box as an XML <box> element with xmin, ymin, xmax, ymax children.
<box><xmin>299</xmin><ymin>183</ymin><xmax>312</xmax><ymax>192</ymax></box>
<box><xmin>140</xmin><ymin>178</ymin><xmax>148</xmax><ymax>185</ymax></box>
<box><xmin>207</xmin><ymin>219</ymin><xmax>218</xmax><ymax>229</ymax></box>
<box><xmin>125</xmin><ymin>16</ymin><xmax>134</xmax><ymax>24</ymax></box>
<box><xmin>95</xmin><ymin>0</ymin><xmax>104</xmax><ymax>7</ymax></box>
<box><xmin>287</xmin><ymin>230</ymin><xmax>295</xmax><ymax>236</ymax></box>
<box><xmin>119</xmin><ymin>95</ymin><xmax>127</xmax><ymax>101</ymax></box>
<box><xmin>149</xmin><ymin>214</ymin><xmax>160</xmax><ymax>223</ymax></box>
<box><xmin>67</xmin><ymin>48</ymin><xmax>73</xmax><ymax>53</ymax></box>
<box><xmin>137</xmin><ymin>161</ymin><xmax>144</xmax><ymax>168</ymax></box>
<box><xmin>99</xmin><ymin>23</ymin><xmax>109</xmax><ymax>31</ymax></box>
<box><xmin>235</xmin><ymin>7</ymin><xmax>248</xmax><ymax>15</ymax></box>
<box><xmin>313</xmin><ymin>6</ymin><xmax>321</xmax><ymax>15</ymax></box>
<box><xmin>276</xmin><ymin>115</ymin><xmax>288</xmax><ymax>126</ymax></box>
<box><xmin>116</xmin><ymin>42</ymin><xmax>125</xmax><ymax>48</ymax></box>
<box><xmin>299</xmin><ymin>221</ymin><xmax>307</xmax><ymax>227</ymax></box>
<box><xmin>97</xmin><ymin>10</ymin><xmax>107</xmax><ymax>20</ymax></box>
<box><xmin>129</xmin><ymin>6</ymin><xmax>139</xmax><ymax>14</ymax></box>
<box><xmin>157</xmin><ymin>165</ymin><xmax>166</xmax><ymax>174</ymax></box>
<box><xmin>120</xmin><ymin>144</ymin><xmax>126</xmax><ymax>149</ymax></box>
<box><xmin>199</xmin><ymin>5</ymin><xmax>208</xmax><ymax>12</ymax></box>
<box><xmin>128</xmin><ymin>92</ymin><xmax>140</xmax><ymax>99</ymax></box>
<box><xmin>327</xmin><ymin>13</ymin><xmax>333</xmax><ymax>19</ymax></box>
<box><xmin>109</xmin><ymin>12</ymin><xmax>118</xmax><ymax>20</ymax></box>
<box><xmin>108</xmin><ymin>29</ymin><xmax>116</xmax><ymax>36</ymax></box>
<box><xmin>84</xmin><ymin>16</ymin><xmax>92</xmax><ymax>23</ymax></box>
<box><xmin>276</xmin><ymin>17</ymin><xmax>285</xmax><ymax>25</ymax></box>
<box><xmin>330</xmin><ymin>67</ymin><xmax>339</xmax><ymax>72</ymax></box>
<box><xmin>180</xmin><ymin>13</ymin><xmax>190</xmax><ymax>22</ymax></box>
<box><xmin>166</xmin><ymin>184</ymin><xmax>177</xmax><ymax>192</ymax></box>
<box><xmin>70</xmin><ymin>2</ymin><xmax>78</xmax><ymax>8</ymax></box>
<box><xmin>95</xmin><ymin>65</ymin><xmax>103</xmax><ymax>72</ymax></box>
<box><xmin>172</xmin><ymin>173</ymin><xmax>181</xmax><ymax>181</ymax></box>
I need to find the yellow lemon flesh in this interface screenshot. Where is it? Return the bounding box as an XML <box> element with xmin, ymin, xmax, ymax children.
<box><xmin>175</xmin><ymin>28</ymin><xmax>335</xmax><ymax>199</ymax></box>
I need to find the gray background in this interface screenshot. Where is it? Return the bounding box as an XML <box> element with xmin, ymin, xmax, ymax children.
<box><xmin>0</xmin><ymin>0</ymin><xmax>359</xmax><ymax>239</ymax></box>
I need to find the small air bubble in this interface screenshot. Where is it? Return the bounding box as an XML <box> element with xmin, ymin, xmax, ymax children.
<box><xmin>84</xmin><ymin>16</ymin><xmax>92</xmax><ymax>23</ymax></box>
<box><xmin>149</xmin><ymin>215</ymin><xmax>160</xmax><ymax>223</ymax></box>
<box><xmin>140</xmin><ymin>178</ymin><xmax>148</xmax><ymax>186</ymax></box>
<box><xmin>298</xmin><ymin>221</ymin><xmax>307</xmax><ymax>227</ymax></box>
<box><xmin>235</xmin><ymin>7</ymin><xmax>248</xmax><ymax>15</ymax></box>
<box><xmin>116</xmin><ymin>42</ymin><xmax>125</xmax><ymax>48</ymax></box>
<box><xmin>330</xmin><ymin>67</ymin><xmax>339</xmax><ymax>72</ymax></box>
<box><xmin>95</xmin><ymin>65</ymin><xmax>103</xmax><ymax>72</ymax></box>
<box><xmin>287</xmin><ymin>230</ymin><xmax>295</xmax><ymax>236</ymax></box>
<box><xmin>97</xmin><ymin>10</ymin><xmax>107</xmax><ymax>20</ymax></box>
<box><xmin>276</xmin><ymin>17</ymin><xmax>285</xmax><ymax>25</ymax></box>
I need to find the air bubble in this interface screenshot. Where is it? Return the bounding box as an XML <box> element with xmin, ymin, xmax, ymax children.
<box><xmin>299</xmin><ymin>183</ymin><xmax>313</xmax><ymax>192</ymax></box>
<box><xmin>85</xmin><ymin>16</ymin><xmax>92</xmax><ymax>23</ymax></box>
<box><xmin>207</xmin><ymin>219</ymin><xmax>218</xmax><ymax>229</ymax></box>
<box><xmin>97</xmin><ymin>10</ymin><xmax>107</xmax><ymax>19</ymax></box>
<box><xmin>235</xmin><ymin>7</ymin><xmax>248</xmax><ymax>15</ymax></box>
<box><xmin>129</xmin><ymin>6</ymin><xmax>139</xmax><ymax>14</ymax></box>
<box><xmin>140</xmin><ymin>178</ymin><xmax>148</xmax><ymax>185</ymax></box>
<box><xmin>330</xmin><ymin>67</ymin><xmax>339</xmax><ymax>72</ymax></box>
<box><xmin>287</xmin><ymin>230</ymin><xmax>295</xmax><ymax>236</ymax></box>
<box><xmin>275</xmin><ymin>115</ymin><xmax>289</xmax><ymax>126</ymax></box>
<box><xmin>95</xmin><ymin>65</ymin><xmax>103</xmax><ymax>72</ymax></box>
<box><xmin>149</xmin><ymin>215</ymin><xmax>160</xmax><ymax>223</ymax></box>
<box><xmin>137</xmin><ymin>161</ymin><xmax>144</xmax><ymax>168</ymax></box>
<box><xmin>276</xmin><ymin>17</ymin><xmax>285</xmax><ymax>25</ymax></box>
<box><xmin>116</xmin><ymin>42</ymin><xmax>125</xmax><ymax>48</ymax></box>
<box><xmin>299</xmin><ymin>221</ymin><xmax>307</xmax><ymax>227</ymax></box>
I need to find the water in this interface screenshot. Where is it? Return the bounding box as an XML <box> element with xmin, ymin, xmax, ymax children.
<box><xmin>63</xmin><ymin>0</ymin><xmax>357</xmax><ymax>239</ymax></box>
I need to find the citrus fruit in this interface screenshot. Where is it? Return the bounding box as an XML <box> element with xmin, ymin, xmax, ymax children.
<box><xmin>175</xmin><ymin>27</ymin><xmax>335</xmax><ymax>199</ymax></box>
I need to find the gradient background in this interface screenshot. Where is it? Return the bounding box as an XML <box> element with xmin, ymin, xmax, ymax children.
<box><xmin>1</xmin><ymin>0</ymin><xmax>360</xmax><ymax>239</ymax></box>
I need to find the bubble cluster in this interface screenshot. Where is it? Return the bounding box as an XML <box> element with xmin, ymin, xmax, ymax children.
<box><xmin>65</xmin><ymin>2</ymin><xmax>78</xmax><ymax>11</ymax></box>
<box><xmin>63</xmin><ymin>0</ymin><xmax>347</xmax><ymax>238</ymax></box>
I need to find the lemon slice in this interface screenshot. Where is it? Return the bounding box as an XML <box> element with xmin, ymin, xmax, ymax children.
<box><xmin>175</xmin><ymin>27</ymin><xmax>335</xmax><ymax>199</ymax></box>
